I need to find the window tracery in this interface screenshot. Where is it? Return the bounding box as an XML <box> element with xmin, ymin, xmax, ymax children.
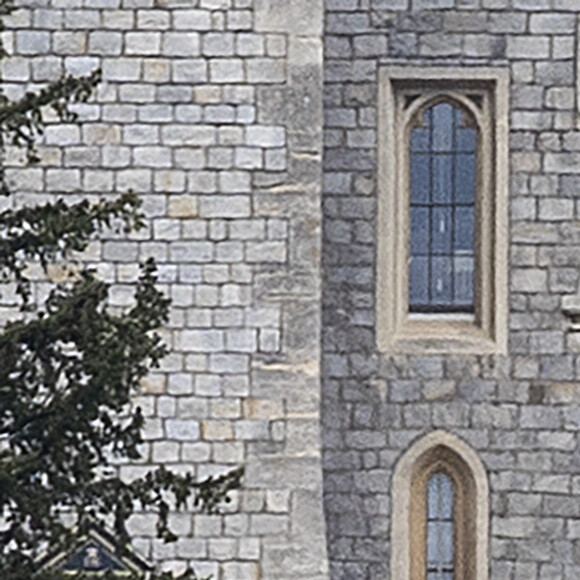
<box><xmin>377</xmin><ymin>66</ymin><xmax>509</xmax><ymax>354</ymax></box>
<box><xmin>391</xmin><ymin>430</ymin><xmax>489</xmax><ymax>580</ymax></box>
<box><xmin>408</xmin><ymin>101</ymin><xmax>477</xmax><ymax>315</ymax></box>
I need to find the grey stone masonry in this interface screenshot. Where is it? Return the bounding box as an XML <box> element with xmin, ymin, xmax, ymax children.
<box><xmin>11</xmin><ymin>0</ymin><xmax>580</xmax><ymax>577</ymax></box>
<box><xmin>323</xmin><ymin>0</ymin><xmax>580</xmax><ymax>580</ymax></box>
<box><xmin>3</xmin><ymin>0</ymin><xmax>328</xmax><ymax>579</ymax></box>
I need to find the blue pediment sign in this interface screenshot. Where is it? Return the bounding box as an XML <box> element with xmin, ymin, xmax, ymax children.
<box><xmin>62</xmin><ymin>540</ymin><xmax>125</xmax><ymax>573</ymax></box>
<box><xmin>37</xmin><ymin>525</ymin><xmax>153</xmax><ymax>577</ymax></box>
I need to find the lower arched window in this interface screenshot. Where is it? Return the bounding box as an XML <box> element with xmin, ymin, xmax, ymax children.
<box><xmin>426</xmin><ymin>472</ymin><xmax>455</xmax><ymax>579</ymax></box>
<box><xmin>391</xmin><ymin>431</ymin><xmax>488</xmax><ymax>580</ymax></box>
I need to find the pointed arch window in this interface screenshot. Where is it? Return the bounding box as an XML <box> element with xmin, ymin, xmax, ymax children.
<box><xmin>378</xmin><ymin>67</ymin><xmax>509</xmax><ymax>354</ymax></box>
<box><xmin>391</xmin><ymin>431</ymin><xmax>489</xmax><ymax>580</ymax></box>
<box><xmin>426</xmin><ymin>472</ymin><xmax>455</xmax><ymax>580</ymax></box>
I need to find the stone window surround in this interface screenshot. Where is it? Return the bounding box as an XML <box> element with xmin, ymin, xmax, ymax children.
<box><xmin>377</xmin><ymin>66</ymin><xmax>509</xmax><ymax>355</ymax></box>
<box><xmin>391</xmin><ymin>430</ymin><xmax>489</xmax><ymax>580</ymax></box>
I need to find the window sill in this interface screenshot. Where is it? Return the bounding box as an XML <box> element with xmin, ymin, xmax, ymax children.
<box><xmin>384</xmin><ymin>319</ymin><xmax>503</xmax><ymax>355</ymax></box>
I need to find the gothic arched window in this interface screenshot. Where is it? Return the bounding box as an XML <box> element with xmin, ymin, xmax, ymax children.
<box><xmin>377</xmin><ymin>66</ymin><xmax>509</xmax><ymax>355</ymax></box>
<box><xmin>426</xmin><ymin>472</ymin><xmax>455</xmax><ymax>580</ymax></box>
<box><xmin>391</xmin><ymin>430</ymin><xmax>489</xmax><ymax>580</ymax></box>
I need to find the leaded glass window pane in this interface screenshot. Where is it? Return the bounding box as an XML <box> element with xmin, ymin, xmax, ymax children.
<box><xmin>427</xmin><ymin>472</ymin><xmax>455</xmax><ymax>579</ymax></box>
<box><xmin>409</xmin><ymin>102</ymin><xmax>476</xmax><ymax>313</ymax></box>
<box><xmin>411</xmin><ymin>154</ymin><xmax>430</xmax><ymax>204</ymax></box>
<box><xmin>427</xmin><ymin>574</ymin><xmax>454</xmax><ymax>580</ymax></box>
<box><xmin>432</xmin><ymin>155</ymin><xmax>453</xmax><ymax>205</ymax></box>
<box><xmin>431</xmin><ymin>257</ymin><xmax>453</xmax><ymax>305</ymax></box>
<box><xmin>409</xmin><ymin>257</ymin><xmax>429</xmax><ymax>305</ymax></box>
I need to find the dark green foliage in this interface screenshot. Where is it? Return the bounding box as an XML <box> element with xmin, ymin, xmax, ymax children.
<box><xmin>36</xmin><ymin>570</ymin><xmax>208</xmax><ymax>580</ymax></box>
<box><xmin>0</xmin><ymin>2</ymin><xmax>242</xmax><ymax>578</ymax></box>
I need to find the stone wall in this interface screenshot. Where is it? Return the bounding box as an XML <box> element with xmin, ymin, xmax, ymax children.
<box><xmin>7</xmin><ymin>0</ymin><xmax>580</xmax><ymax>577</ymax></box>
<box><xmin>322</xmin><ymin>0</ymin><xmax>580</xmax><ymax>579</ymax></box>
<box><xmin>2</xmin><ymin>0</ymin><xmax>328</xmax><ymax>578</ymax></box>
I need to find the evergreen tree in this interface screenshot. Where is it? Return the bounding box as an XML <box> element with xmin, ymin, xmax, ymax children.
<box><xmin>0</xmin><ymin>1</ymin><xmax>242</xmax><ymax>578</ymax></box>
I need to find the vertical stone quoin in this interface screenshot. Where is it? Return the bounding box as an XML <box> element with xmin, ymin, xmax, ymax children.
<box><xmin>251</xmin><ymin>1</ymin><xmax>328</xmax><ymax>579</ymax></box>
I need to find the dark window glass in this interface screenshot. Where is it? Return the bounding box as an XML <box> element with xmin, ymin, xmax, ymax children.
<box><xmin>411</xmin><ymin>154</ymin><xmax>431</xmax><ymax>204</ymax></box>
<box><xmin>409</xmin><ymin>256</ymin><xmax>430</xmax><ymax>305</ymax></box>
<box><xmin>432</xmin><ymin>104</ymin><xmax>454</xmax><ymax>152</ymax></box>
<box><xmin>427</xmin><ymin>472</ymin><xmax>455</xmax><ymax>580</ymax></box>
<box><xmin>455</xmin><ymin>154</ymin><xmax>476</xmax><ymax>204</ymax></box>
<box><xmin>456</xmin><ymin>126</ymin><xmax>476</xmax><ymax>153</ymax></box>
<box><xmin>454</xmin><ymin>207</ymin><xmax>474</xmax><ymax>251</ymax></box>
<box><xmin>454</xmin><ymin>257</ymin><xmax>474</xmax><ymax>306</ymax></box>
<box><xmin>432</xmin><ymin>155</ymin><xmax>453</xmax><ymax>204</ymax></box>
<box><xmin>410</xmin><ymin>207</ymin><xmax>430</xmax><ymax>254</ymax></box>
<box><xmin>409</xmin><ymin>102</ymin><xmax>476</xmax><ymax>313</ymax></box>
<box><xmin>431</xmin><ymin>207</ymin><xmax>452</xmax><ymax>255</ymax></box>
<box><xmin>431</xmin><ymin>257</ymin><xmax>453</xmax><ymax>305</ymax></box>
<box><xmin>411</xmin><ymin>126</ymin><xmax>430</xmax><ymax>152</ymax></box>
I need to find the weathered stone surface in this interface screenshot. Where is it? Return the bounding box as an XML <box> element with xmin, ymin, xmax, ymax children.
<box><xmin>255</xmin><ymin>0</ymin><xmax>323</xmax><ymax>36</ymax></box>
<box><xmin>4</xmin><ymin>0</ymin><xmax>328</xmax><ymax>578</ymax></box>
<box><xmin>12</xmin><ymin>0</ymin><xmax>580</xmax><ymax>578</ymax></box>
<box><xmin>321</xmin><ymin>0</ymin><xmax>580</xmax><ymax>578</ymax></box>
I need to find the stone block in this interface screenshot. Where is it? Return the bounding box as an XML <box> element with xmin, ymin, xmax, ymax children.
<box><xmin>126</xmin><ymin>32</ymin><xmax>161</xmax><ymax>55</ymax></box>
<box><xmin>209</xmin><ymin>354</ymin><xmax>249</xmax><ymax>374</ymax></box>
<box><xmin>227</xmin><ymin>10</ymin><xmax>253</xmax><ymax>31</ymax></box>
<box><xmin>513</xmin><ymin>0</ymin><xmax>550</xmax><ymax>8</ymax></box>
<box><xmin>173</xmin><ymin>9</ymin><xmax>212</xmax><ymax>31</ymax></box>
<box><xmin>545</xmin><ymin>153</ymin><xmax>580</xmax><ymax>173</ymax></box>
<box><xmin>103</xmin><ymin>58</ymin><xmax>141</xmax><ymax>81</ymax></box>
<box><xmin>246</xmin><ymin>125</ymin><xmax>285</xmax><ymax>148</ymax></box>
<box><xmin>353</xmin><ymin>35</ymin><xmax>388</xmax><ymax>58</ymax></box>
<box><xmin>432</xmin><ymin>403</ymin><xmax>470</xmax><ymax>427</ymax></box>
<box><xmin>201</xmin><ymin>420</ymin><xmax>234</xmax><ymax>441</ymax></box>
<box><xmin>465</xmin><ymin>34</ymin><xmax>505</xmax><ymax>58</ymax></box>
<box><xmin>64</xmin><ymin>9</ymin><xmax>99</xmax><ymax>29</ymax></box>
<box><xmin>412</xmin><ymin>0</ymin><xmax>453</xmax><ymax>7</ymax></box>
<box><xmin>511</xmin><ymin>268</ymin><xmax>548</xmax><ymax>293</ymax></box>
<box><xmin>209</xmin><ymin>59</ymin><xmax>244</xmax><ymax>83</ymax></box>
<box><xmin>221</xmin><ymin>562</ymin><xmax>259</xmax><ymax>580</ymax></box>
<box><xmin>535</xmin><ymin>61</ymin><xmax>575</xmax><ymax>86</ymax></box>
<box><xmin>419</xmin><ymin>32</ymin><xmax>462</xmax><ymax>56</ymax></box>
<box><xmin>152</xmin><ymin>441</ymin><xmax>180</xmax><ymax>463</ymax></box>
<box><xmin>247</xmin><ymin>58</ymin><xmax>286</xmax><ymax>83</ymax></box>
<box><xmin>225</xmin><ymin>329</ymin><xmax>257</xmax><ymax>352</ymax></box>
<box><xmin>444</xmin><ymin>11</ymin><xmax>488</xmax><ymax>32</ymax></box>
<box><xmin>520</xmin><ymin>406</ymin><xmax>561</xmax><ymax>429</ymax></box>
<box><xmin>492</xmin><ymin>516</ymin><xmax>535</xmax><ymax>538</ymax></box>
<box><xmin>16</xmin><ymin>30</ymin><xmax>49</xmax><ymax>54</ymax></box>
<box><xmin>507</xmin><ymin>36</ymin><xmax>550</xmax><ymax>59</ymax></box>
<box><xmin>530</xmin><ymin>331</ymin><xmax>565</xmax><ymax>354</ymax></box>
<box><xmin>530</xmin><ymin>13</ymin><xmax>576</xmax><ymax>33</ymax></box>
<box><xmin>371</xmin><ymin>0</ymin><xmax>409</xmax><ymax>8</ymax></box>
<box><xmin>172</xmin><ymin>59</ymin><xmax>208</xmax><ymax>83</ymax></box>
<box><xmin>237</xmin><ymin>33</ymin><xmax>265</xmax><ymax>56</ymax></box>
<box><xmin>102</xmin><ymin>10</ymin><xmax>134</xmax><ymax>29</ymax></box>
<box><xmin>165</xmin><ymin>419</ymin><xmax>200</xmax><ymax>441</ymax></box>
<box><xmin>161</xmin><ymin>32</ymin><xmax>200</xmax><ymax>57</ymax></box>
<box><xmin>175</xmin><ymin>330</ymin><xmax>224</xmax><ymax>352</ymax></box>
<box><xmin>549</xmin><ymin>268</ymin><xmax>578</xmax><ymax>293</ymax></box>
<box><xmin>203</xmin><ymin>32</ymin><xmax>235</xmax><ymax>56</ymax></box>
<box><xmin>246</xmin><ymin>242</ymin><xmax>286</xmax><ymax>263</ymax></box>
<box><xmin>219</xmin><ymin>170</ymin><xmax>251</xmax><ymax>192</ymax></box>
<box><xmin>546</xmin><ymin>87</ymin><xmax>575</xmax><ymax>111</ymax></box>
<box><xmin>255</xmin><ymin>0</ymin><xmax>323</xmax><ymax>36</ymax></box>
